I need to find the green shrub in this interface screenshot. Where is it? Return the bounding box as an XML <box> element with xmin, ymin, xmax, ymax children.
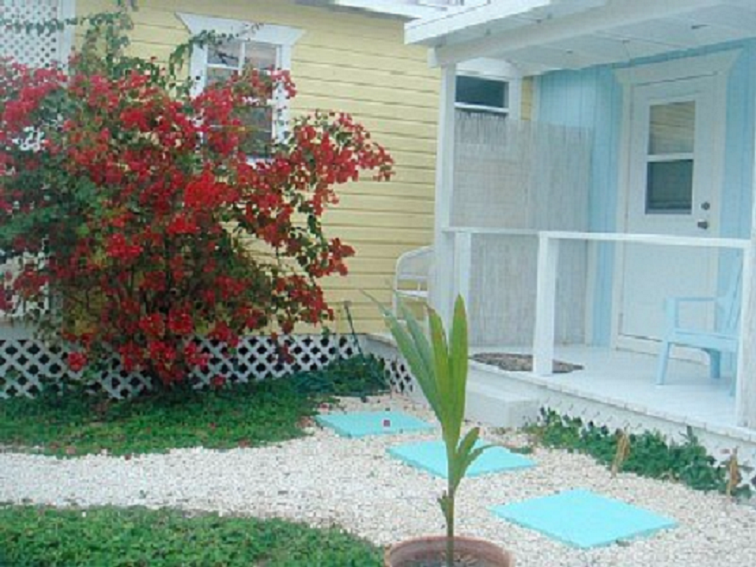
<box><xmin>529</xmin><ymin>409</ymin><xmax>752</xmax><ymax>497</ymax></box>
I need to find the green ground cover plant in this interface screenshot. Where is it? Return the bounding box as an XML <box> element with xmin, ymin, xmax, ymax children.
<box><xmin>528</xmin><ymin>409</ymin><xmax>752</xmax><ymax>497</ymax></box>
<box><xmin>0</xmin><ymin>354</ymin><xmax>387</xmax><ymax>457</ymax></box>
<box><xmin>0</xmin><ymin>505</ymin><xmax>382</xmax><ymax>567</ymax></box>
<box><xmin>289</xmin><ymin>353</ymin><xmax>388</xmax><ymax>397</ymax></box>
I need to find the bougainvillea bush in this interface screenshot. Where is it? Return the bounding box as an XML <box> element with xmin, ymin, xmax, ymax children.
<box><xmin>0</xmin><ymin>12</ymin><xmax>394</xmax><ymax>389</ymax></box>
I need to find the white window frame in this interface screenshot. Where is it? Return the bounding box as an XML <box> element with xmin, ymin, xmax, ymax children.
<box><xmin>455</xmin><ymin>58</ymin><xmax>521</xmax><ymax>119</ymax></box>
<box><xmin>177</xmin><ymin>13</ymin><xmax>304</xmax><ymax>154</ymax></box>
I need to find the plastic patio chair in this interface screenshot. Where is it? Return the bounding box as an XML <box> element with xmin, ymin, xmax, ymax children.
<box><xmin>392</xmin><ymin>246</ymin><xmax>433</xmax><ymax>317</ymax></box>
<box><xmin>656</xmin><ymin>262</ymin><xmax>742</xmax><ymax>386</ymax></box>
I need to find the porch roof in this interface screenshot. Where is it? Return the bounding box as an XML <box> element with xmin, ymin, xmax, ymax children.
<box><xmin>406</xmin><ymin>0</ymin><xmax>756</xmax><ymax>74</ymax></box>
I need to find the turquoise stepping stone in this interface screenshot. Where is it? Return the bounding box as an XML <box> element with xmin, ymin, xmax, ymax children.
<box><xmin>491</xmin><ymin>489</ymin><xmax>677</xmax><ymax>548</ymax></box>
<box><xmin>388</xmin><ymin>439</ymin><xmax>535</xmax><ymax>478</ymax></box>
<box><xmin>315</xmin><ymin>411</ymin><xmax>434</xmax><ymax>438</ymax></box>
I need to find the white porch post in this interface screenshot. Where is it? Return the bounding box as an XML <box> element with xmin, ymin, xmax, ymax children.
<box><xmin>736</xmin><ymin>104</ymin><xmax>756</xmax><ymax>428</ymax></box>
<box><xmin>533</xmin><ymin>233</ymin><xmax>559</xmax><ymax>376</ymax></box>
<box><xmin>430</xmin><ymin>64</ymin><xmax>457</xmax><ymax>326</ymax></box>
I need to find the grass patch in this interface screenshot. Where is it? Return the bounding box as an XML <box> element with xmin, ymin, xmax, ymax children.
<box><xmin>0</xmin><ymin>505</ymin><xmax>382</xmax><ymax>566</ymax></box>
<box><xmin>0</xmin><ymin>354</ymin><xmax>389</xmax><ymax>457</ymax></box>
<box><xmin>527</xmin><ymin>409</ymin><xmax>752</xmax><ymax>498</ymax></box>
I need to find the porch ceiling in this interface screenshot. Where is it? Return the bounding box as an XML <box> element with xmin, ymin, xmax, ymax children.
<box><xmin>406</xmin><ymin>0</ymin><xmax>756</xmax><ymax>74</ymax></box>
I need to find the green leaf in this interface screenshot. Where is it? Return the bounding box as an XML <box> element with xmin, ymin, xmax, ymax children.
<box><xmin>428</xmin><ymin>308</ymin><xmax>453</xmax><ymax>441</ymax></box>
<box><xmin>450</xmin><ymin>427</ymin><xmax>487</xmax><ymax>492</ymax></box>
<box><xmin>449</xmin><ymin>296</ymin><xmax>468</xmax><ymax>439</ymax></box>
<box><xmin>366</xmin><ymin>294</ymin><xmax>438</xmax><ymax>416</ymax></box>
<box><xmin>399</xmin><ymin>301</ymin><xmax>440</xmax><ymax>415</ymax></box>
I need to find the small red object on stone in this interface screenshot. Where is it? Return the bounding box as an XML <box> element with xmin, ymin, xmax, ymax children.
<box><xmin>383</xmin><ymin>418</ymin><xmax>391</xmax><ymax>427</ymax></box>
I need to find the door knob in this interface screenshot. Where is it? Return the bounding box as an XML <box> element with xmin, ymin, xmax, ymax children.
<box><xmin>700</xmin><ymin>201</ymin><xmax>711</xmax><ymax>211</ymax></box>
<box><xmin>697</xmin><ymin>220</ymin><xmax>709</xmax><ymax>230</ymax></box>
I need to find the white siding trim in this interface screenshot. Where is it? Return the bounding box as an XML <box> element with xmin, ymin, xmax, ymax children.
<box><xmin>613</xmin><ymin>50</ymin><xmax>740</xmax><ymax>86</ymax></box>
<box><xmin>177</xmin><ymin>13</ymin><xmax>304</xmax><ymax>47</ymax></box>
<box><xmin>455</xmin><ymin>58</ymin><xmax>523</xmax><ymax>119</ymax></box>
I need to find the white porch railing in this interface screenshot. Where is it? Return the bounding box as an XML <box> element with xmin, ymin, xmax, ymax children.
<box><xmin>443</xmin><ymin>227</ymin><xmax>754</xmax><ymax>426</ymax></box>
<box><xmin>443</xmin><ymin>228</ymin><xmax>751</xmax><ymax>356</ymax></box>
<box><xmin>532</xmin><ymin>231</ymin><xmax>751</xmax><ymax>377</ymax></box>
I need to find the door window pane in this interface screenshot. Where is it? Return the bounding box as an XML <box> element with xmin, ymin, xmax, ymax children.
<box><xmin>649</xmin><ymin>101</ymin><xmax>695</xmax><ymax>155</ymax></box>
<box><xmin>646</xmin><ymin>160</ymin><xmax>694</xmax><ymax>213</ymax></box>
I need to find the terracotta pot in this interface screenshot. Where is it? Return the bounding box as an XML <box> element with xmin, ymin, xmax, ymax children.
<box><xmin>384</xmin><ymin>535</ymin><xmax>513</xmax><ymax>567</ymax></box>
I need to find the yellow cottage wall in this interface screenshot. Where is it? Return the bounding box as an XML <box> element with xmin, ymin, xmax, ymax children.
<box><xmin>78</xmin><ymin>0</ymin><xmax>439</xmax><ymax>334</ymax></box>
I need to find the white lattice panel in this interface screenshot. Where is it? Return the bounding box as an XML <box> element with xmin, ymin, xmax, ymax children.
<box><xmin>0</xmin><ymin>334</ymin><xmax>362</xmax><ymax>399</ymax></box>
<box><xmin>363</xmin><ymin>335</ymin><xmax>418</xmax><ymax>396</ymax></box>
<box><xmin>1</xmin><ymin>0</ymin><xmax>68</xmax><ymax>68</ymax></box>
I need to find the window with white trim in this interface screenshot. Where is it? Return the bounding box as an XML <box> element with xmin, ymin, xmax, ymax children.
<box><xmin>455</xmin><ymin>75</ymin><xmax>510</xmax><ymax>116</ymax></box>
<box><xmin>178</xmin><ymin>13</ymin><xmax>304</xmax><ymax>159</ymax></box>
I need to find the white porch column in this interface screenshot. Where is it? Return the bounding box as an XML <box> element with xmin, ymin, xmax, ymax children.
<box><xmin>430</xmin><ymin>64</ymin><xmax>457</xmax><ymax>326</ymax></box>
<box><xmin>533</xmin><ymin>233</ymin><xmax>559</xmax><ymax>376</ymax></box>
<box><xmin>736</xmin><ymin>104</ymin><xmax>756</xmax><ymax>428</ymax></box>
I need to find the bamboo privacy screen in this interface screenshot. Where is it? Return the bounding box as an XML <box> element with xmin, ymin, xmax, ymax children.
<box><xmin>452</xmin><ymin>112</ymin><xmax>592</xmax><ymax>346</ymax></box>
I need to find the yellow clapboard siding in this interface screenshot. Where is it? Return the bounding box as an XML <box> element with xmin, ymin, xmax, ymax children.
<box><xmin>390</xmin><ymin>168</ymin><xmax>436</xmax><ymax>186</ymax></box>
<box><xmin>354</xmin><ymin>133</ymin><xmax>436</xmax><ymax>155</ymax></box>
<box><xmin>292</xmin><ymin>44</ymin><xmax>433</xmax><ymax>77</ymax></box>
<box><xmin>323</xmin><ymin>209</ymin><xmax>434</xmax><ymax>230</ymax></box>
<box><xmin>293</xmin><ymin>95</ymin><xmax>437</xmax><ymax>124</ymax></box>
<box><xmin>331</xmin><ymin>257</ymin><xmax>398</xmax><ymax>274</ymax></box>
<box><xmin>293</xmin><ymin>78</ymin><xmax>439</xmax><ymax>111</ymax></box>
<box><xmin>337</xmin><ymin>194</ymin><xmax>433</xmax><ymax>215</ymax></box>
<box><xmin>79</xmin><ymin>1</ymin><xmax>407</xmax><ymax>46</ymax></box>
<box><xmin>295</xmin><ymin>61</ymin><xmax>439</xmax><ymax>95</ymax></box>
<box><xmin>343</xmin><ymin>181</ymin><xmax>435</xmax><ymax>198</ymax></box>
<box><xmin>345</xmin><ymin>242</ymin><xmax>429</xmax><ymax>259</ymax></box>
<box><xmin>321</xmin><ymin>272</ymin><xmax>416</xmax><ymax>290</ymax></box>
<box><xmin>74</xmin><ymin>0</ymin><xmax>437</xmax><ymax>333</ymax></box>
<box><xmin>380</xmin><ymin>150</ymin><xmax>436</xmax><ymax>171</ymax></box>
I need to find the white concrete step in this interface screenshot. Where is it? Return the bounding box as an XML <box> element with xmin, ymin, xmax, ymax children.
<box><xmin>465</xmin><ymin>379</ymin><xmax>540</xmax><ymax>429</ymax></box>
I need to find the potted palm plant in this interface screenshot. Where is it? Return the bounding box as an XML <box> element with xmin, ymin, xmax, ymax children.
<box><xmin>378</xmin><ymin>296</ymin><xmax>513</xmax><ymax>567</ymax></box>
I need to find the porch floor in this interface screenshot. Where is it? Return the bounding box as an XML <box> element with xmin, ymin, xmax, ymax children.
<box><xmin>468</xmin><ymin>344</ymin><xmax>756</xmax><ymax>444</ymax></box>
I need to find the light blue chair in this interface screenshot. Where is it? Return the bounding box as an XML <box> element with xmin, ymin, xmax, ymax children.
<box><xmin>656</xmin><ymin>263</ymin><xmax>742</xmax><ymax>387</ymax></box>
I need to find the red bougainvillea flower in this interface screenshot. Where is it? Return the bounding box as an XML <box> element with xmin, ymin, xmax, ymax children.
<box><xmin>67</xmin><ymin>352</ymin><xmax>87</xmax><ymax>373</ymax></box>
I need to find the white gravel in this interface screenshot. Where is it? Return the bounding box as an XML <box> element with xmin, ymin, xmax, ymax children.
<box><xmin>2</xmin><ymin>394</ymin><xmax>756</xmax><ymax>566</ymax></box>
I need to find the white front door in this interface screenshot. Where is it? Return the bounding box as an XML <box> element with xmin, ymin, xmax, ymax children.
<box><xmin>615</xmin><ymin>72</ymin><xmax>726</xmax><ymax>352</ymax></box>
